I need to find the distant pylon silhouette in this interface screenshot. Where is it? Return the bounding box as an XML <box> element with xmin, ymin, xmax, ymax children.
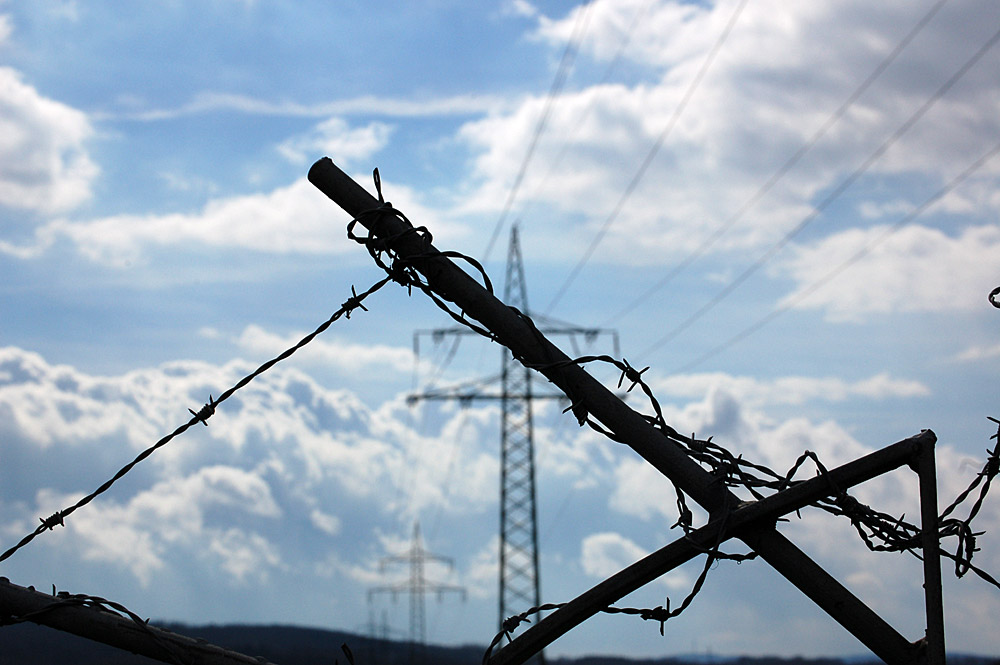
<box><xmin>369</xmin><ymin>521</ymin><xmax>465</xmax><ymax>665</ymax></box>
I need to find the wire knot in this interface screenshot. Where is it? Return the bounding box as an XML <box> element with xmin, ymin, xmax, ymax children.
<box><xmin>501</xmin><ymin>613</ymin><xmax>529</xmax><ymax>640</ymax></box>
<box><xmin>672</xmin><ymin>504</ymin><xmax>693</xmax><ymax>532</ymax></box>
<box><xmin>341</xmin><ymin>285</ymin><xmax>370</xmax><ymax>319</ymax></box>
<box><xmin>387</xmin><ymin>258</ymin><xmax>415</xmax><ymax>294</ymax></box>
<box><xmin>562</xmin><ymin>399</ymin><xmax>589</xmax><ymax>426</ymax></box>
<box><xmin>984</xmin><ymin>450</ymin><xmax>999</xmax><ymax>480</ymax></box>
<box><xmin>39</xmin><ymin>511</ymin><xmax>64</xmax><ymax>531</ymax></box>
<box><xmin>188</xmin><ymin>395</ymin><xmax>216</xmax><ymax>426</ymax></box>
<box><xmin>835</xmin><ymin>492</ymin><xmax>863</xmax><ymax>521</ymax></box>
<box><xmin>639</xmin><ymin>600</ymin><xmax>671</xmax><ymax>636</ymax></box>
<box><xmin>989</xmin><ymin>285</ymin><xmax>1000</xmax><ymax>308</ymax></box>
<box><xmin>617</xmin><ymin>358</ymin><xmax>649</xmax><ymax>393</ymax></box>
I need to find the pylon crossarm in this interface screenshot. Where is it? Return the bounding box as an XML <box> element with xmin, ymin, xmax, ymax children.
<box><xmin>306</xmin><ymin>159</ymin><xmax>936</xmax><ymax>664</ymax></box>
<box><xmin>487</xmin><ymin>432</ymin><xmax>932</xmax><ymax>665</ymax></box>
<box><xmin>0</xmin><ymin>578</ymin><xmax>277</xmax><ymax>665</ymax></box>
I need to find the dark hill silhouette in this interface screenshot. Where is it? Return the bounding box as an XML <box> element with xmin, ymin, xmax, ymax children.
<box><xmin>0</xmin><ymin>621</ymin><xmax>997</xmax><ymax>665</ymax></box>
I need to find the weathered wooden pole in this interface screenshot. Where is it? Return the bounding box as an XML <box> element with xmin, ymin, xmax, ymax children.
<box><xmin>488</xmin><ymin>431</ymin><xmax>935</xmax><ymax>665</ymax></box>
<box><xmin>915</xmin><ymin>439</ymin><xmax>947</xmax><ymax>665</ymax></box>
<box><xmin>308</xmin><ymin>157</ymin><xmax>922</xmax><ymax>664</ymax></box>
<box><xmin>0</xmin><ymin>578</ymin><xmax>278</xmax><ymax>665</ymax></box>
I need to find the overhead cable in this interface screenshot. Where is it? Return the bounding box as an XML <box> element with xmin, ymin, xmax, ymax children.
<box><xmin>664</xmin><ymin>135</ymin><xmax>1000</xmax><ymax>372</ymax></box>
<box><xmin>643</xmin><ymin>21</ymin><xmax>1000</xmax><ymax>354</ymax></box>
<box><xmin>481</xmin><ymin>2</ymin><xmax>595</xmax><ymax>263</ymax></box>
<box><xmin>514</xmin><ymin>0</ymin><xmax>658</xmax><ymax>224</ymax></box>
<box><xmin>610</xmin><ymin>0</ymin><xmax>949</xmax><ymax>323</ymax></box>
<box><xmin>545</xmin><ymin>0</ymin><xmax>750</xmax><ymax>315</ymax></box>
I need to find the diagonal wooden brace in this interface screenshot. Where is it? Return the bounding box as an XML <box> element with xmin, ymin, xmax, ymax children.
<box><xmin>308</xmin><ymin>158</ymin><xmax>928</xmax><ymax>665</ymax></box>
<box><xmin>487</xmin><ymin>432</ymin><xmax>932</xmax><ymax>665</ymax></box>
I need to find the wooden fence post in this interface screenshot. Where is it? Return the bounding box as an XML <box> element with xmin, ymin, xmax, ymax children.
<box><xmin>308</xmin><ymin>157</ymin><xmax>925</xmax><ymax>664</ymax></box>
<box><xmin>0</xmin><ymin>578</ymin><xmax>278</xmax><ymax>665</ymax></box>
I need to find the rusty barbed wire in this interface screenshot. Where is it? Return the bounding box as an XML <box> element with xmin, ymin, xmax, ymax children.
<box><xmin>0</xmin><ymin>277</ymin><xmax>390</xmax><ymax>566</ymax></box>
<box><xmin>481</xmin><ymin>601</ymin><xmax>679</xmax><ymax>665</ymax></box>
<box><xmin>480</xmin><ymin>565</ymin><xmax>765</xmax><ymax>665</ymax></box>
<box><xmin>349</xmin><ymin>171</ymin><xmax>1000</xmax><ymax>649</ymax></box>
<box><xmin>346</xmin><ymin>168</ymin><xmax>496</xmax><ymax>340</ymax></box>
<box><xmin>1</xmin><ymin>585</ymin><xmax>189</xmax><ymax>665</ymax></box>
<box><xmin>559</xmin><ymin>349</ymin><xmax>1000</xmax><ymax>590</ymax></box>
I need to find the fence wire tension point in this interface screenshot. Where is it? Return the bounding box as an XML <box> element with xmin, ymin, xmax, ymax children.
<box><xmin>307</xmin><ymin>156</ymin><xmax>1000</xmax><ymax>665</ymax></box>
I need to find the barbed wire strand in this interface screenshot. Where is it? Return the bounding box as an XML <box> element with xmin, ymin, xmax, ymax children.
<box><xmin>348</xmin><ymin>171</ymin><xmax>1000</xmax><ymax>657</ymax></box>
<box><xmin>0</xmin><ymin>276</ymin><xmax>391</xmax><ymax>566</ymax></box>
<box><xmin>350</xmin><ymin>170</ymin><xmax>1000</xmax><ymax>589</ymax></box>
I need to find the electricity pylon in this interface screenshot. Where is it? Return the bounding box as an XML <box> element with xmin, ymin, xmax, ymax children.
<box><xmin>408</xmin><ymin>225</ymin><xmax>619</xmax><ymax>665</ymax></box>
<box><xmin>369</xmin><ymin>521</ymin><xmax>466</xmax><ymax>665</ymax></box>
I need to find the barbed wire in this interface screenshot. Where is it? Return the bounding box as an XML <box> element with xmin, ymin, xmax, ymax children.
<box><xmin>548</xmin><ymin>350</ymin><xmax>1000</xmax><ymax>588</ymax></box>
<box><xmin>481</xmin><ymin>594</ymin><xmax>737</xmax><ymax>665</ymax></box>
<box><xmin>0</xmin><ymin>276</ymin><xmax>391</xmax><ymax>566</ymax></box>
<box><xmin>478</xmin><ymin>409</ymin><xmax>1000</xmax><ymax>660</ymax></box>
<box><xmin>346</xmin><ymin>169</ymin><xmax>496</xmax><ymax>339</ymax></box>
<box><xmin>349</xmin><ymin>171</ymin><xmax>1000</xmax><ymax>651</ymax></box>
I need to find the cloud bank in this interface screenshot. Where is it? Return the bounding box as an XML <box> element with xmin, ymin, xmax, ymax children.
<box><xmin>2</xmin><ymin>344</ymin><xmax>996</xmax><ymax>654</ymax></box>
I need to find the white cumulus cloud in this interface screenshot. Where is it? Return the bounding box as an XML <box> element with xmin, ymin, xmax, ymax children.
<box><xmin>234</xmin><ymin>324</ymin><xmax>417</xmax><ymax>377</ymax></box>
<box><xmin>650</xmin><ymin>370</ymin><xmax>930</xmax><ymax>408</ymax></box>
<box><xmin>456</xmin><ymin>0</ymin><xmax>1000</xmax><ymax>271</ymax></box>
<box><xmin>277</xmin><ymin>117</ymin><xmax>393</xmax><ymax>166</ymax></box>
<box><xmin>779</xmin><ymin>224</ymin><xmax>1000</xmax><ymax>319</ymax></box>
<box><xmin>47</xmin><ymin>178</ymin><xmax>340</xmax><ymax>265</ymax></box>
<box><xmin>0</xmin><ymin>66</ymin><xmax>98</xmax><ymax>214</ymax></box>
<box><xmin>33</xmin><ymin>172</ymin><xmax>464</xmax><ymax>266</ymax></box>
<box><xmin>581</xmin><ymin>531</ymin><xmax>691</xmax><ymax>590</ymax></box>
<box><xmin>581</xmin><ymin>531</ymin><xmax>649</xmax><ymax>578</ymax></box>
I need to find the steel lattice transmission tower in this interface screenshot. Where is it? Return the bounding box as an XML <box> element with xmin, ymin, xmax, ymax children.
<box><xmin>369</xmin><ymin>522</ymin><xmax>465</xmax><ymax>665</ymax></box>
<box><xmin>409</xmin><ymin>226</ymin><xmax>618</xmax><ymax>660</ymax></box>
<box><xmin>498</xmin><ymin>224</ymin><xmax>542</xmax><ymax>631</ymax></box>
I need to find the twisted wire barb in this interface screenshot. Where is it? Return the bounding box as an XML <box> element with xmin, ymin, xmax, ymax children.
<box><xmin>345</xmin><ymin>169</ymin><xmax>496</xmax><ymax>340</ymax></box>
<box><xmin>0</xmin><ymin>277</ymin><xmax>390</xmax><ymax>565</ymax></box>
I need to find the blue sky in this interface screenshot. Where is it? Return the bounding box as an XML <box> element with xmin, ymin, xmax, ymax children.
<box><xmin>2</xmin><ymin>0</ymin><xmax>1000</xmax><ymax>659</ymax></box>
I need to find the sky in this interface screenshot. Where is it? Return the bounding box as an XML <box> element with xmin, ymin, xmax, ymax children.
<box><xmin>1</xmin><ymin>0</ymin><xmax>1000</xmax><ymax>659</ymax></box>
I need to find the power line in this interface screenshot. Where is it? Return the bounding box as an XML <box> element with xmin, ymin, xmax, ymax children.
<box><xmin>545</xmin><ymin>0</ymin><xmax>750</xmax><ymax>315</ymax></box>
<box><xmin>669</xmin><ymin>134</ymin><xmax>1000</xmax><ymax>374</ymax></box>
<box><xmin>609</xmin><ymin>0</ymin><xmax>949</xmax><ymax>323</ymax></box>
<box><xmin>481</xmin><ymin>2</ymin><xmax>596</xmax><ymax>264</ymax></box>
<box><xmin>641</xmin><ymin>20</ymin><xmax>1000</xmax><ymax>356</ymax></box>
<box><xmin>512</xmin><ymin>0</ymin><xmax>658</xmax><ymax>225</ymax></box>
